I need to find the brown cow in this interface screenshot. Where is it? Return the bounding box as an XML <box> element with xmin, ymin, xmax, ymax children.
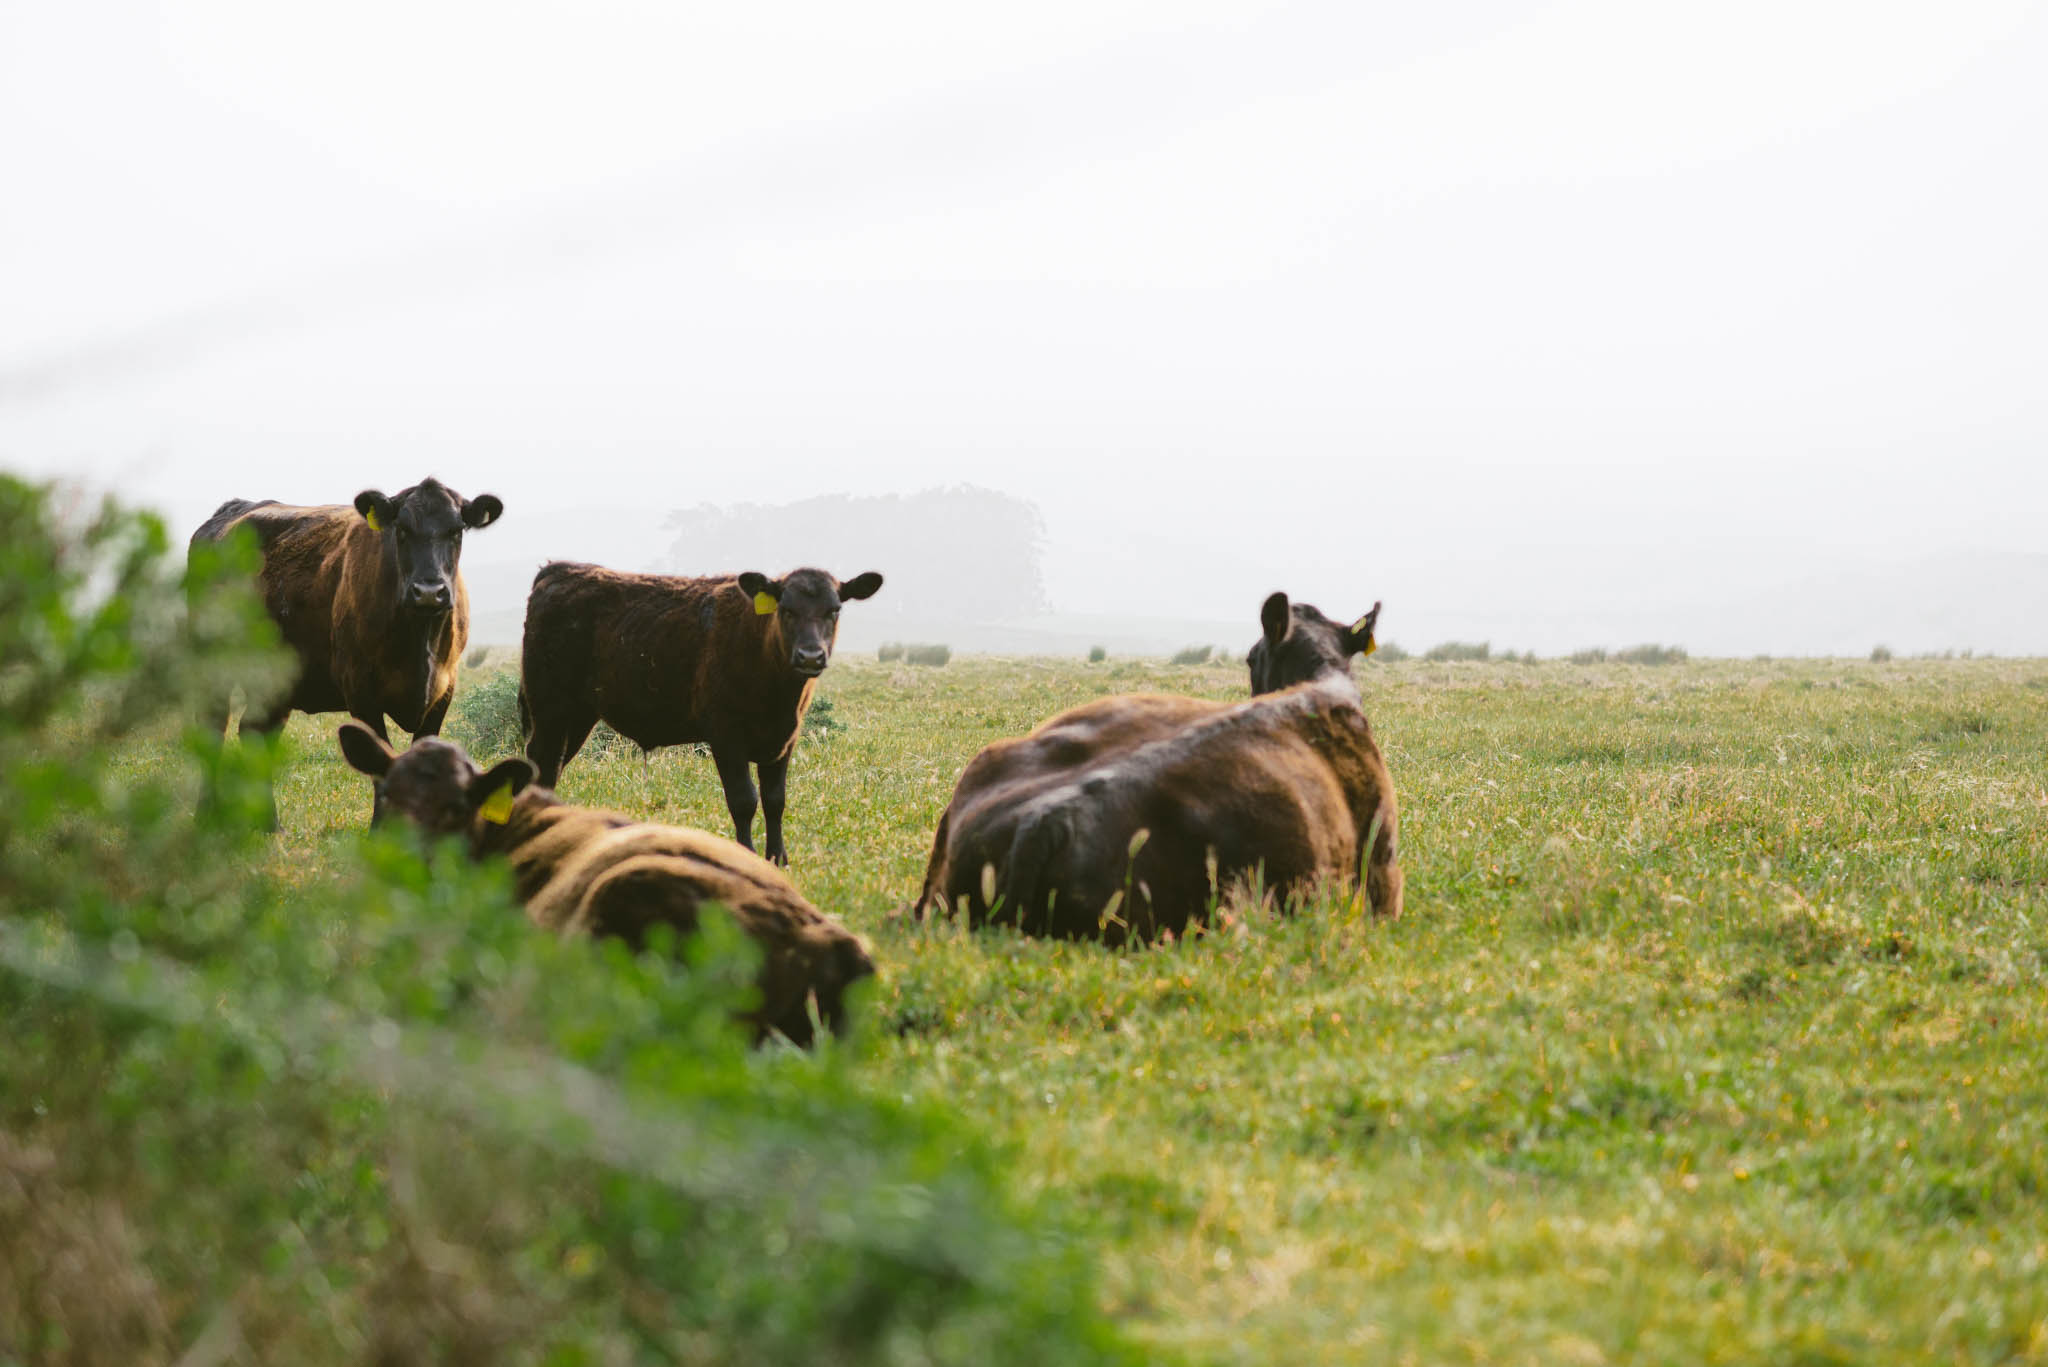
<box><xmin>518</xmin><ymin>563</ymin><xmax>883</xmax><ymax>864</ymax></box>
<box><xmin>336</xmin><ymin>723</ymin><xmax>875</xmax><ymax>1044</ymax></box>
<box><xmin>914</xmin><ymin>593</ymin><xmax>1399</xmax><ymax>943</ymax></box>
<box><xmin>191</xmin><ymin>478</ymin><xmax>503</xmax><ymax>749</ymax></box>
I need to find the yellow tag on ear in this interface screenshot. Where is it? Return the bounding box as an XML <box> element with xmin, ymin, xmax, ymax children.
<box><xmin>479</xmin><ymin>782</ymin><xmax>514</xmax><ymax>824</ymax></box>
<box><xmin>365</xmin><ymin>508</ymin><xmax>382</xmax><ymax>531</ymax></box>
<box><xmin>1352</xmin><ymin>615</ymin><xmax>1377</xmax><ymax>655</ymax></box>
<box><xmin>753</xmin><ymin>591</ymin><xmax>777</xmax><ymax>615</ymax></box>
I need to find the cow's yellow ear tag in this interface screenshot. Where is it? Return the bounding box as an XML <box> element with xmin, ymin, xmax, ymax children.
<box><xmin>365</xmin><ymin>508</ymin><xmax>382</xmax><ymax>531</ymax></box>
<box><xmin>479</xmin><ymin>782</ymin><xmax>514</xmax><ymax>824</ymax></box>
<box><xmin>753</xmin><ymin>591</ymin><xmax>778</xmax><ymax>615</ymax></box>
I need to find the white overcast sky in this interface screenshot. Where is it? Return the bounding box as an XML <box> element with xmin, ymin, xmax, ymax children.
<box><xmin>2</xmin><ymin>0</ymin><xmax>2044</xmax><ymax>653</ymax></box>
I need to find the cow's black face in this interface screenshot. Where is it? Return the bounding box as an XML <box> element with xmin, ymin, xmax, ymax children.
<box><xmin>1247</xmin><ymin>593</ymin><xmax>1380</xmax><ymax>695</ymax></box>
<box><xmin>336</xmin><ymin>724</ymin><xmax>534</xmax><ymax>840</ymax></box>
<box><xmin>354</xmin><ymin>479</ymin><xmax>503</xmax><ymax>618</ymax></box>
<box><xmin>737</xmin><ymin>567</ymin><xmax>884</xmax><ymax>678</ymax></box>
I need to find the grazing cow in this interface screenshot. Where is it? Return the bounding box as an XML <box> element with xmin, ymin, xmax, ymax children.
<box><xmin>914</xmin><ymin>593</ymin><xmax>1399</xmax><ymax>943</ymax></box>
<box><xmin>190</xmin><ymin>478</ymin><xmax>503</xmax><ymax>751</ymax></box>
<box><xmin>518</xmin><ymin>563</ymin><xmax>884</xmax><ymax>864</ymax></box>
<box><xmin>336</xmin><ymin>723</ymin><xmax>876</xmax><ymax>1045</ymax></box>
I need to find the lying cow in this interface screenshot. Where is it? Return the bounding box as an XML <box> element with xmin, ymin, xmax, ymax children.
<box><xmin>913</xmin><ymin>593</ymin><xmax>1400</xmax><ymax>942</ymax></box>
<box><xmin>191</xmin><ymin>478</ymin><xmax>503</xmax><ymax>748</ymax></box>
<box><xmin>518</xmin><ymin>563</ymin><xmax>883</xmax><ymax>864</ymax></box>
<box><xmin>336</xmin><ymin>723</ymin><xmax>875</xmax><ymax>1044</ymax></box>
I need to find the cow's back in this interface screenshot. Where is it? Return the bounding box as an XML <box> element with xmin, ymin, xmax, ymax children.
<box><xmin>525</xmin><ymin>563</ymin><xmax>793</xmax><ymax>754</ymax></box>
<box><xmin>192</xmin><ymin>500</ymin><xmax>358</xmax><ymax>714</ymax></box>
<box><xmin>499</xmin><ymin>795</ymin><xmax>874</xmax><ymax>1040</ymax></box>
<box><xmin>923</xmin><ymin>681</ymin><xmax>1397</xmax><ymax>938</ymax></box>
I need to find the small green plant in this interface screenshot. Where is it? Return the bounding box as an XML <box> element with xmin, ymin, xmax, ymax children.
<box><xmin>878</xmin><ymin>642</ymin><xmax>906</xmax><ymax>662</ymax></box>
<box><xmin>1371</xmin><ymin>641</ymin><xmax>1410</xmax><ymax>662</ymax></box>
<box><xmin>1424</xmin><ymin>641</ymin><xmax>1491</xmax><ymax>662</ymax></box>
<box><xmin>805</xmin><ymin>693</ymin><xmax>845</xmax><ymax>739</ymax></box>
<box><xmin>1570</xmin><ymin>647</ymin><xmax>1609</xmax><ymax>664</ymax></box>
<box><xmin>443</xmin><ymin>664</ymin><xmax>525</xmax><ymax>758</ymax></box>
<box><xmin>1871</xmin><ymin>644</ymin><xmax>1895</xmax><ymax>662</ymax></box>
<box><xmin>1169</xmin><ymin>645</ymin><xmax>1213</xmax><ymax>666</ymax></box>
<box><xmin>906</xmin><ymin>643</ymin><xmax>952</xmax><ymax>667</ymax></box>
<box><xmin>1614</xmin><ymin>643</ymin><xmax>1688</xmax><ymax>665</ymax></box>
<box><xmin>1088</xmin><ymin>645</ymin><xmax>1107</xmax><ymax>664</ymax></box>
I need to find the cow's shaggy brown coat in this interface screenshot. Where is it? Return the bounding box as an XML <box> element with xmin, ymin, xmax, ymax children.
<box><xmin>519</xmin><ymin>562</ymin><xmax>882</xmax><ymax>863</ymax></box>
<box><xmin>190</xmin><ymin>478</ymin><xmax>502</xmax><ymax>744</ymax></box>
<box><xmin>337</xmin><ymin>724</ymin><xmax>874</xmax><ymax>1044</ymax></box>
<box><xmin>914</xmin><ymin>593</ymin><xmax>1399</xmax><ymax>943</ymax></box>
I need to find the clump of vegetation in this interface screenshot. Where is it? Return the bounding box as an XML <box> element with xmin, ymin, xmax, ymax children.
<box><xmin>877</xmin><ymin>641</ymin><xmax>905</xmax><ymax>662</ymax></box>
<box><xmin>1871</xmin><ymin>644</ymin><xmax>1894</xmax><ymax>662</ymax></box>
<box><xmin>1168</xmin><ymin>645</ymin><xmax>1214</xmax><ymax>666</ymax></box>
<box><xmin>1569</xmin><ymin>647</ymin><xmax>1609</xmax><ymax>664</ymax></box>
<box><xmin>904</xmin><ymin>643</ymin><xmax>952</xmax><ymax>667</ymax></box>
<box><xmin>1614</xmin><ymin>643</ymin><xmax>1688</xmax><ymax>665</ymax></box>
<box><xmin>1424</xmin><ymin>640</ymin><xmax>1491</xmax><ymax>662</ymax></box>
<box><xmin>804</xmin><ymin>693</ymin><xmax>844</xmax><ymax>739</ymax></box>
<box><xmin>0</xmin><ymin>476</ymin><xmax>1136</xmax><ymax>1367</ymax></box>
<box><xmin>445</xmin><ymin>667</ymin><xmax>630</xmax><ymax>765</ymax></box>
<box><xmin>1087</xmin><ymin>645</ymin><xmax>1107</xmax><ymax>664</ymax></box>
<box><xmin>1370</xmin><ymin>640</ymin><xmax>1410</xmax><ymax>662</ymax></box>
<box><xmin>443</xmin><ymin>664</ymin><xmax>525</xmax><ymax>758</ymax></box>
<box><xmin>463</xmin><ymin>643</ymin><xmax>492</xmax><ymax>669</ymax></box>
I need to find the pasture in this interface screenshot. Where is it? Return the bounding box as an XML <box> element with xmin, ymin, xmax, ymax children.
<box><xmin>244</xmin><ymin>652</ymin><xmax>2048</xmax><ymax>1364</ymax></box>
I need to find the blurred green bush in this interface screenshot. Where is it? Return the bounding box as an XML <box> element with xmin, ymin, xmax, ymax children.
<box><xmin>0</xmin><ymin>475</ymin><xmax>1137</xmax><ymax>1366</ymax></box>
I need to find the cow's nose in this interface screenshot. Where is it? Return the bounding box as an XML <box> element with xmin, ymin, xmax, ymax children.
<box><xmin>793</xmin><ymin>647</ymin><xmax>828</xmax><ymax>673</ymax></box>
<box><xmin>411</xmin><ymin>583</ymin><xmax>452</xmax><ymax>611</ymax></box>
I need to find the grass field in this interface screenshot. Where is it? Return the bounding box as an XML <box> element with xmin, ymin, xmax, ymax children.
<box><xmin>244</xmin><ymin>652</ymin><xmax>2048</xmax><ymax>1365</ymax></box>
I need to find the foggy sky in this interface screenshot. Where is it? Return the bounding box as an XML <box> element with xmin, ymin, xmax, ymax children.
<box><xmin>3</xmin><ymin>1</ymin><xmax>2044</xmax><ymax>654</ymax></box>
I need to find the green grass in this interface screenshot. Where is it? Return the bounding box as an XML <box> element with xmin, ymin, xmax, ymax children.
<box><xmin>259</xmin><ymin>654</ymin><xmax>2048</xmax><ymax>1364</ymax></box>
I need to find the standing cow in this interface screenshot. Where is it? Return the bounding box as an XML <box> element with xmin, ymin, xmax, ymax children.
<box><xmin>913</xmin><ymin>593</ymin><xmax>1399</xmax><ymax>942</ymax></box>
<box><xmin>518</xmin><ymin>563</ymin><xmax>883</xmax><ymax>864</ymax></box>
<box><xmin>191</xmin><ymin>479</ymin><xmax>503</xmax><ymax>816</ymax></box>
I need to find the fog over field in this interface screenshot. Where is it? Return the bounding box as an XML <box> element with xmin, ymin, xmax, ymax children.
<box><xmin>3</xmin><ymin>1</ymin><xmax>2044</xmax><ymax>655</ymax></box>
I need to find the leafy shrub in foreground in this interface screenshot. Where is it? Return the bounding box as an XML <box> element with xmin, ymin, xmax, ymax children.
<box><xmin>0</xmin><ymin>475</ymin><xmax>1137</xmax><ymax>1366</ymax></box>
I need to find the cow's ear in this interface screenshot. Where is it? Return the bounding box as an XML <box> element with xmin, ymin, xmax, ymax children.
<box><xmin>461</xmin><ymin>494</ymin><xmax>503</xmax><ymax>530</ymax></box>
<box><xmin>337</xmin><ymin>721</ymin><xmax>395</xmax><ymax>777</ymax></box>
<box><xmin>837</xmin><ymin>571</ymin><xmax>884</xmax><ymax>602</ymax></box>
<box><xmin>1260</xmin><ymin>592</ymin><xmax>1292</xmax><ymax>649</ymax></box>
<box><xmin>1340</xmin><ymin>601</ymin><xmax>1382</xmax><ymax>657</ymax></box>
<box><xmin>737</xmin><ymin>572</ymin><xmax>782</xmax><ymax>615</ymax></box>
<box><xmin>354</xmin><ymin>490</ymin><xmax>395</xmax><ymax>533</ymax></box>
<box><xmin>466</xmin><ymin>758</ymin><xmax>535</xmax><ymax>824</ymax></box>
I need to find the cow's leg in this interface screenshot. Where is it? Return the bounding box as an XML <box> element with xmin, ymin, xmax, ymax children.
<box><xmin>526</xmin><ymin>706</ymin><xmax>596</xmax><ymax>788</ymax></box>
<box><xmin>712</xmin><ymin>744</ymin><xmax>759</xmax><ymax>853</ymax></box>
<box><xmin>758</xmin><ymin>754</ymin><xmax>791</xmax><ymax>866</ymax></box>
<box><xmin>342</xmin><ymin>708</ymin><xmax>394</xmax><ymax>827</ymax></box>
<box><xmin>416</xmin><ymin>692</ymin><xmax>453</xmax><ymax>739</ymax></box>
<box><xmin>238</xmin><ymin>701</ymin><xmax>295</xmax><ymax>834</ymax></box>
<box><xmin>553</xmin><ymin>714</ymin><xmax>600</xmax><ymax>783</ymax></box>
